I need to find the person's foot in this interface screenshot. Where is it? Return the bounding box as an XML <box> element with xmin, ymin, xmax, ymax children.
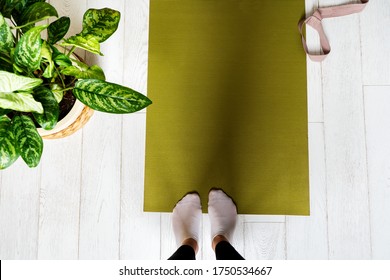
<box><xmin>172</xmin><ymin>192</ymin><xmax>202</xmax><ymax>252</ymax></box>
<box><xmin>208</xmin><ymin>189</ymin><xmax>237</xmax><ymax>249</ymax></box>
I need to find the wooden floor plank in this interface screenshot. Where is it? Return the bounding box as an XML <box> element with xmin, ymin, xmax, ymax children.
<box><xmin>245</xmin><ymin>215</ymin><xmax>285</xmax><ymax>223</ymax></box>
<box><xmin>160</xmin><ymin>213</ymin><xmax>177</xmax><ymax>260</ymax></box>
<box><xmin>201</xmin><ymin>214</ymin><xmax>215</xmax><ymax>260</ymax></box>
<box><xmin>119</xmin><ymin>0</ymin><xmax>161</xmax><ymax>259</ymax></box>
<box><xmin>49</xmin><ymin>0</ymin><xmax>85</xmax><ymax>28</ymax></box>
<box><xmin>364</xmin><ymin>86</ymin><xmax>390</xmax><ymax>259</ymax></box>
<box><xmin>231</xmin><ymin>215</ymin><xmax>245</xmax><ymax>259</ymax></box>
<box><xmin>37</xmin><ymin>136</ymin><xmax>82</xmax><ymax>259</ymax></box>
<box><xmin>244</xmin><ymin>223</ymin><xmax>286</xmax><ymax>260</ymax></box>
<box><xmin>78</xmin><ymin>113</ymin><xmax>122</xmax><ymax>259</ymax></box>
<box><xmin>286</xmin><ymin>123</ymin><xmax>329</xmax><ymax>259</ymax></box>
<box><xmin>122</xmin><ymin>0</ymin><xmax>150</xmax><ymax>96</ymax></box>
<box><xmin>76</xmin><ymin>0</ymin><xmax>125</xmax><ymax>260</ymax></box>
<box><xmin>320</xmin><ymin>0</ymin><xmax>371</xmax><ymax>259</ymax></box>
<box><xmin>360</xmin><ymin>0</ymin><xmax>390</xmax><ymax>85</ymax></box>
<box><xmin>0</xmin><ymin>162</ymin><xmax>41</xmax><ymax>259</ymax></box>
<box><xmin>120</xmin><ymin>114</ymin><xmax>161</xmax><ymax>259</ymax></box>
<box><xmin>306</xmin><ymin>0</ymin><xmax>324</xmax><ymax>123</ymax></box>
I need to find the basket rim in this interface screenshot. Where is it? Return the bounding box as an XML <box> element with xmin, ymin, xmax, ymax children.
<box><xmin>37</xmin><ymin>99</ymin><xmax>86</xmax><ymax>137</ymax></box>
<box><xmin>41</xmin><ymin>104</ymin><xmax>94</xmax><ymax>140</ymax></box>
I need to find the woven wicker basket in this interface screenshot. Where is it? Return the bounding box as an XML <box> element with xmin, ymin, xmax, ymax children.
<box><xmin>38</xmin><ymin>100</ymin><xmax>94</xmax><ymax>140</ymax></box>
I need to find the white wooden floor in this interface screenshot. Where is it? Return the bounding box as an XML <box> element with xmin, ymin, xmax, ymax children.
<box><xmin>1</xmin><ymin>0</ymin><xmax>389</xmax><ymax>260</ymax></box>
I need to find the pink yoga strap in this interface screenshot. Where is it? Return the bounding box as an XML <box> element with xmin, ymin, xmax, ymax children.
<box><xmin>299</xmin><ymin>0</ymin><xmax>369</xmax><ymax>62</ymax></box>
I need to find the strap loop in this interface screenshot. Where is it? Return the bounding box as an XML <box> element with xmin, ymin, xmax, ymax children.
<box><xmin>299</xmin><ymin>0</ymin><xmax>369</xmax><ymax>62</ymax></box>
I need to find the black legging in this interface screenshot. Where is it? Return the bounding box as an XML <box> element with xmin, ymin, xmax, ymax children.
<box><xmin>168</xmin><ymin>241</ymin><xmax>245</xmax><ymax>260</ymax></box>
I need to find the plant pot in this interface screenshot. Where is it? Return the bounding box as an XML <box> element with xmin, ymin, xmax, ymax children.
<box><xmin>36</xmin><ymin>46</ymin><xmax>94</xmax><ymax>140</ymax></box>
<box><xmin>37</xmin><ymin>100</ymin><xmax>94</xmax><ymax>139</ymax></box>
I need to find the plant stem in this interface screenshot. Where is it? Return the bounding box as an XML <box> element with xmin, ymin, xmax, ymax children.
<box><xmin>12</xmin><ymin>17</ymin><xmax>50</xmax><ymax>30</ymax></box>
<box><xmin>66</xmin><ymin>78</ymin><xmax>77</xmax><ymax>88</ymax></box>
<box><xmin>54</xmin><ymin>67</ymin><xmax>66</xmax><ymax>89</ymax></box>
<box><xmin>41</xmin><ymin>84</ymin><xmax>74</xmax><ymax>92</ymax></box>
<box><xmin>58</xmin><ymin>87</ymin><xmax>74</xmax><ymax>92</ymax></box>
<box><xmin>67</xmin><ymin>46</ymin><xmax>76</xmax><ymax>57</ymax></box>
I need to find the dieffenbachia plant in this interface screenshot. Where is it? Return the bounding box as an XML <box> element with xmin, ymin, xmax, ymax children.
<box><xmin>0</xmin><ymin>1</ymin><xmax>152</xmax><ymax>169</ymax></box>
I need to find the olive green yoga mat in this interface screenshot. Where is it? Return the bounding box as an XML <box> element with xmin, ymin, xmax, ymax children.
<box><xmin>144</xmin><ymin>0</ymin><xmax>309</xmax><ymax>215</ymax></box>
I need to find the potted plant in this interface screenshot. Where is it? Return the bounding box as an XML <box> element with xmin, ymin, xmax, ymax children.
<box><xmin>0</xmin><ymin>1</ymin><xmax>152</xmax><ymax>170</ymax></box>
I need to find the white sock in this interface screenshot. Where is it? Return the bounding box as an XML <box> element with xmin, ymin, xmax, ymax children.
<box><xmin>208</xmin><ymin>189</ymin><xmax>237</xmax><ymax>242</ymax></box>
<box><xmin>172</xmin><ymin>193</ymin><xmax>202</xmax><ymax>247</ymax></box>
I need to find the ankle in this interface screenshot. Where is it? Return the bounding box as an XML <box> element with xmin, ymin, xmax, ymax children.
<box><xmin>182</xmin><ymin>238</ymin><xmax>199</xmax><ymax>254</ymax></box>
<box><xmin>212</xmin><ymin>235</ymin><xmax>229</xmax><ymax>251</ymax></box>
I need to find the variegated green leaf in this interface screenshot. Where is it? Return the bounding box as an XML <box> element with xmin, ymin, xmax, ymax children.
<box><xmin>12</xmin><ymin>115</ymin><xmax>43</xmax><ymax>167</ymax></box>
<box><xmin>41</xmin><ymin>41</ymin><xmax>54</xmax><ymax>78</ymax></box>
<box><xmin>10</xmin><ymin>0</ymin><xmax>43</xmax><ymax>25</ymax></box>
<box><xmin>19</xmin><ymin>2</ymin><xmax>58</xmax><ymax>31</ymax></box>
<box><xmin>41</xmin><ymin>41</ymin><xmax>52</xmax><ymax>59</ymax></box>
<box><xmin>62</xmin><ymin>60</ymin><xmax>105</xmax><ymax>80</ymax></box>
<box><xmin>0</xmin><ymin>115</ymin><xmax>19</xmax><ymax>169</ymax></box>
<box><xmin>51</xmin><ymin>84</ymin><xmax>63</xmax><ymax>103</ymax></box>
<box><xmin>12</xmin><ymin>63</ymin><xmax>25</xmax><ymax>74</ymax></box>
<box><xmin>0</xmin><ymin>0</ymin><xmax>24</xmax><ymax>18</ymax></box>
<box><xmin>47</xmin><ymin>16</ymin><xmax>70</xmax><ymax>44</ymax></box>
<box><xmin>0</xmin><ymin>69</ymin><xmax>44</xmax><ymax>113</ymax></box>
<box><xmin>62</xmin><ymin>35</ymin><xmax>102</xmax><ymax>55</ymax></box>
<box><xmin>24</xmin><ymin>0</ymin><xmax>44</xmax><ymax>7</ymax></box>
<box><xmin>0</xmin><ymin>70</ymin><xmax>42</xmax><ymax>92</ymax></box>
<box><xmin>32</xmin><ymin>86</ymin><xmax>58</xmax><ymax>130</ymax></box>
<box><xmin>74</xmin><ymin>79</ymin><xmax>152</xmax><ymax>114</ymax></box>
<box><xmin>43</xmin><ymin>72</ymin><xmax>53</xmax><ymax>84</ymax></box>
<box><xmin>14</xmin><ymin>24</ymin><xmax>48</xmax><ymax>71</ymax></box>
<box><xmin>14</xmin><ymin>0</ymin><xmax>35</xmax><ymax>13</ymax></box>
<box><xmin>51</xmin><ymin>46</ymin><xmax>72</xmax><ymax>67</ymax></box>
<box><xmin>0</xmin><ymin>13</ymin><xmax>14</xmax><ymax>52</ymax></box>
<box><xmin>81</xmin><ymin>8</ymin><xmax>120</xmax><ymax>43</ymax></box>
<box><xmin>53</xmin><ymin>54</ymin><xmax>72</xmax><ymax>67</ymax></box>
<box><xmin>42</xmin><ymin>63</ymin><xmax>53</xmax><ymax>78</ymax></box>
<box><xmin>0</xmin><ymin>91</ymin><xmax>43</xmax><ymax>113</ymax></box>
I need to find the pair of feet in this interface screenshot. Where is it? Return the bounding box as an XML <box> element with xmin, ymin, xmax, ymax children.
<box><xmin>172</xmin><ymin>189</ymin><xmax>237</xmax><ymax>254</ymax></box>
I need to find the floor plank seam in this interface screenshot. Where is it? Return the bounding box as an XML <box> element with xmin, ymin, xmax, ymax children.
<box><xmin>284</xmin><ymin>221</ymin><xmax>288</xmax><ymax>260</ymax></box>
<box><xmin>159</xmin><ymin>213</ymin><xmax>163</xmax><ymax>259</ymax></box>
<box><xmin>244</xmin><ymin>222</ymin><xmax>286</xmax><ymax>224</ymax></box>
<box><xmin>321</xmin><ymin>114</ymin><xmax>331</xmax><ymax>260</ymax></box>
<box><xmin>359</xmin><ymin>9</ymin><xmax>373</xmax><ymax>256</ymax></box>
<box><xmin>118</xmin><ymin>116</ymin><xmax>124</xmax><ymax>260</ymax></box>
<box><xmin>119</xmin><ymin>0</ymin><xmax>128</xmax><ymax>260</ymax></box>
<box><xmin>362</xmin><ymin>86</ymin><xmax>374</xmax><ymax>259</ymax></box>
<box><xmin>243</xmin><ymin>217</ymin><xmax>246</xmax><ymax>259</ymax></box>
<box><xmin>36</xmin><ymin>165</ymin><xmax>43</xmax><ymax>259</ymax></box>
<box><xmin>77</xmin><ymin>130</ymin><xmax>85</xmax><ymax>260</ymax></box>
<box><xmin>363</xmin><ymin>85</ymin><xmax>390</xmax><ymax>88</ymax></box>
